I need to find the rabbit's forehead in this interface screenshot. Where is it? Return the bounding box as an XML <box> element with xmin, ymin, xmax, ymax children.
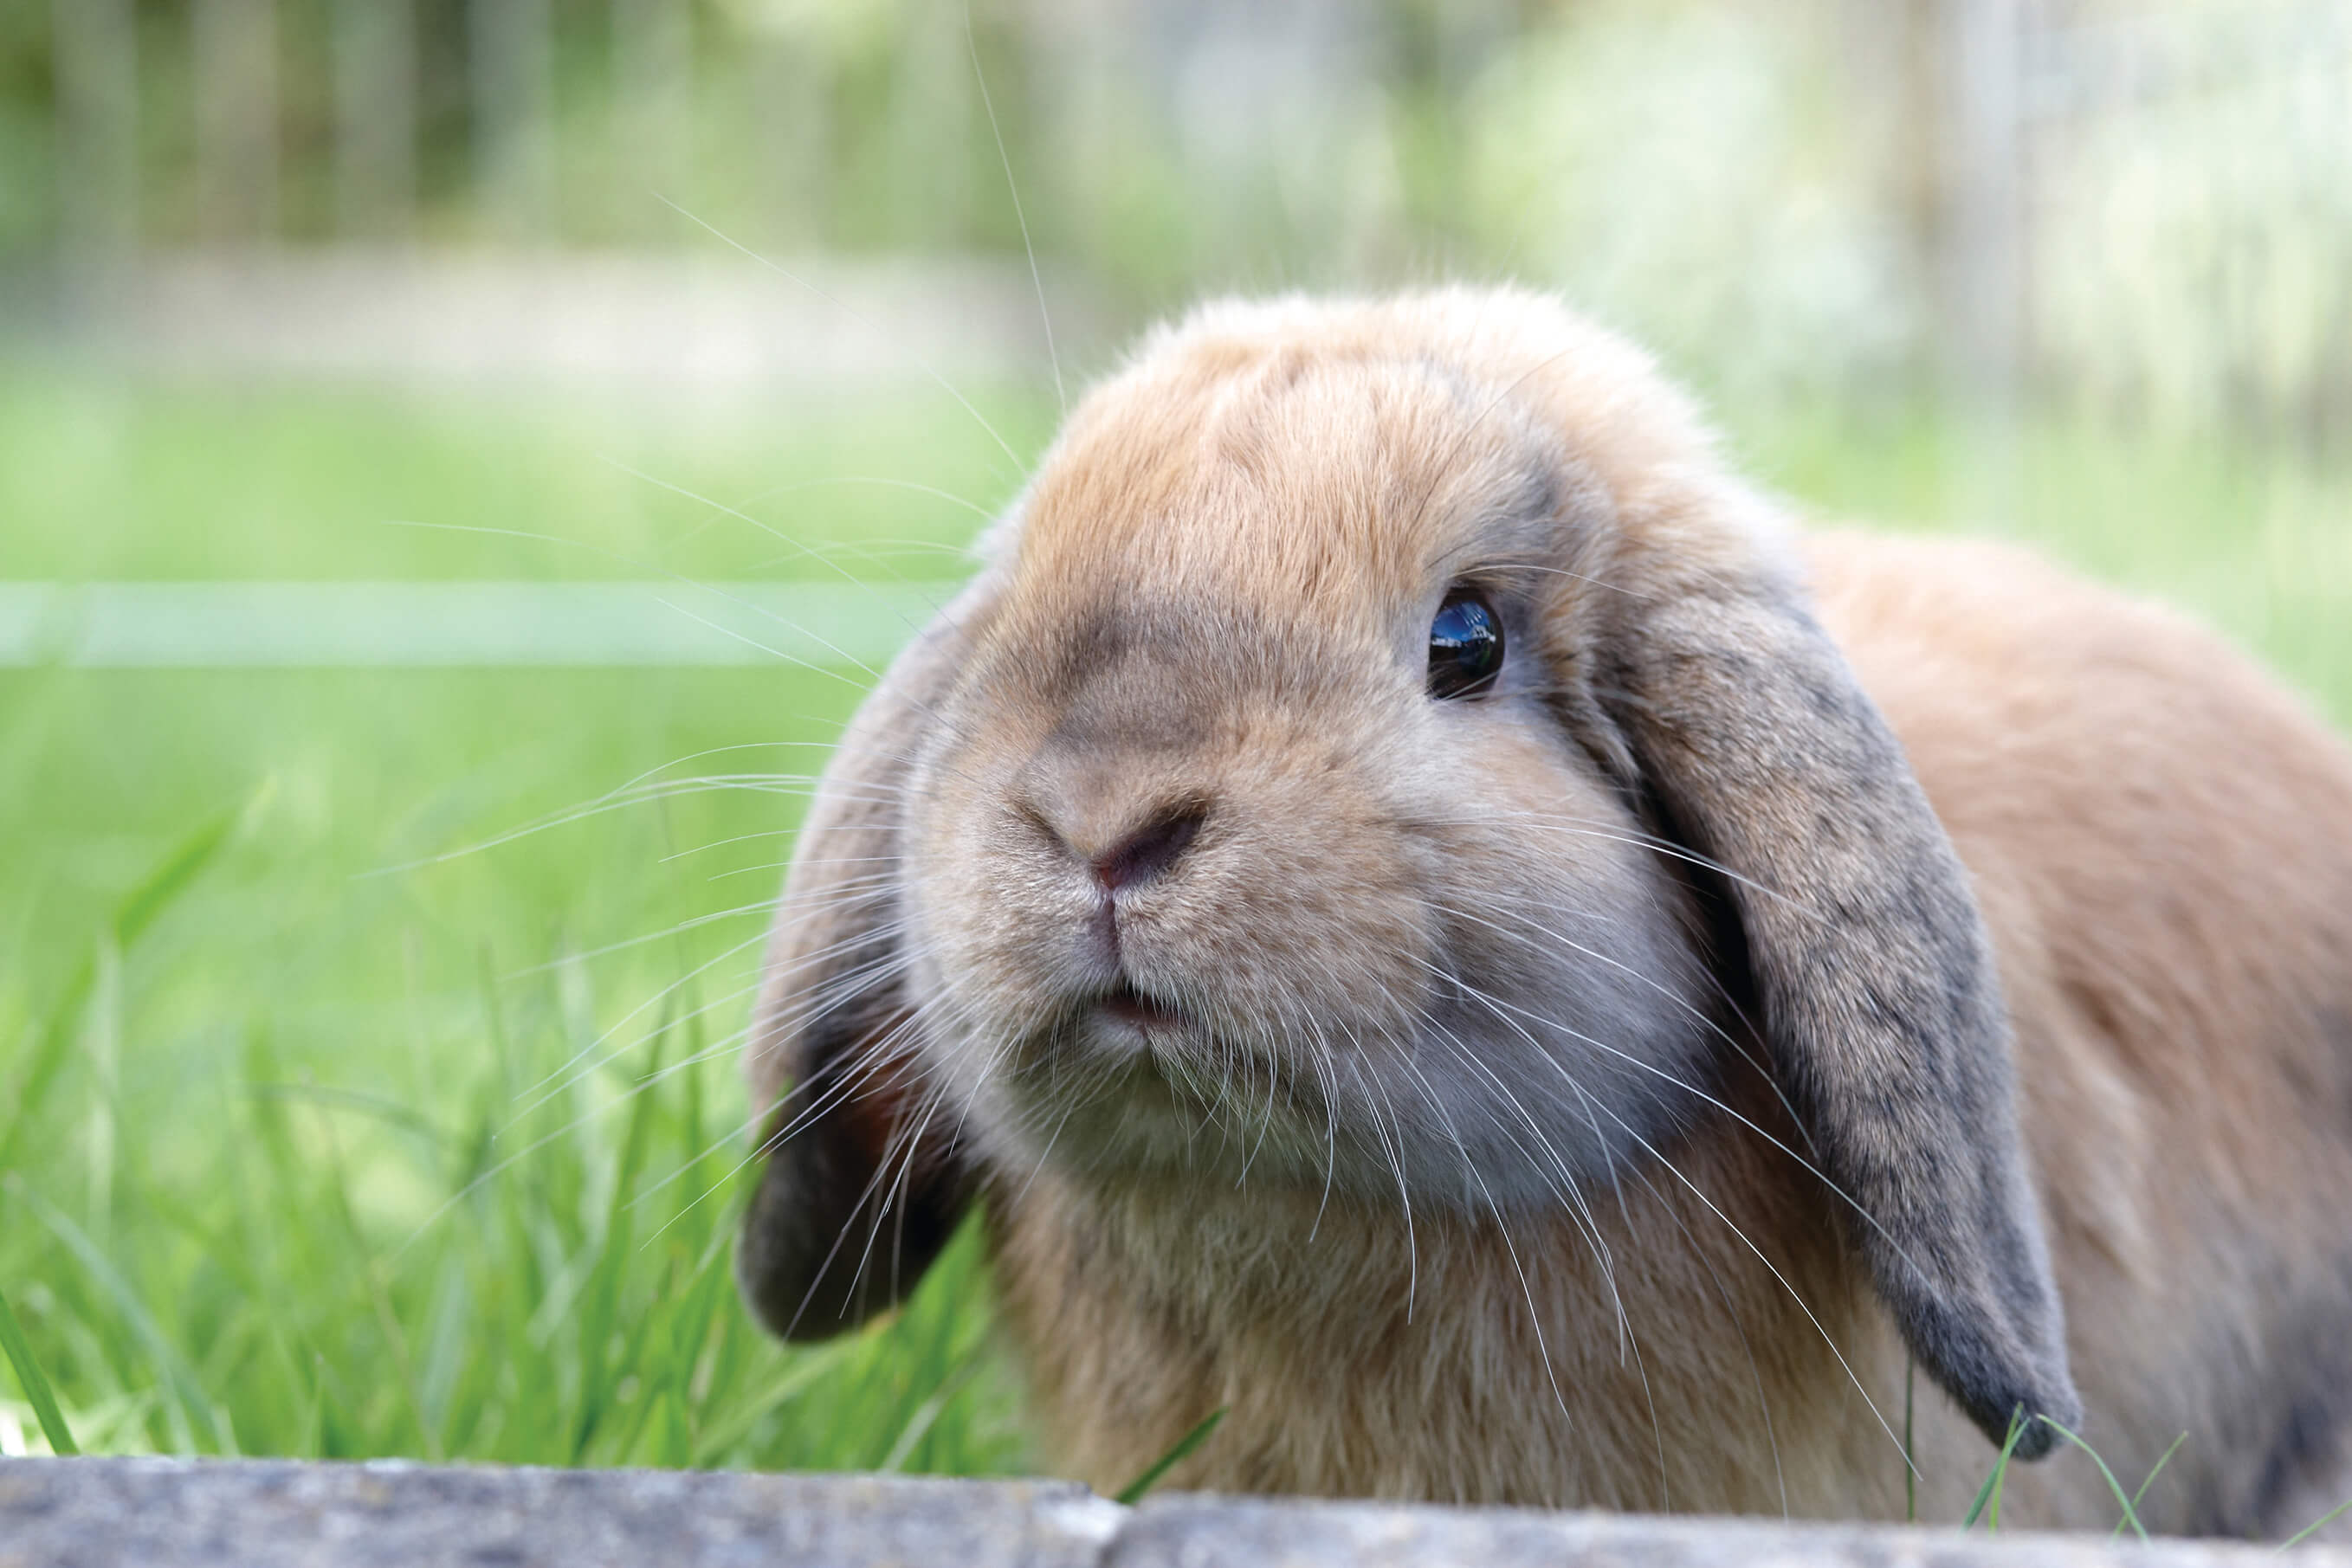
<box><xmin>1010</xmin><ymin>352</ymin><xmax>1566</xmax><ymax>638</ymax></box>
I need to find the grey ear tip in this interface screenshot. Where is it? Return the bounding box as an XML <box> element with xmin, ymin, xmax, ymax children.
<box><xmin>1977</xmin><ymin>1378</ymin><xmax>2084</xmax><ymax>1463</ymax></box>
<box><xmin>2026</xmin><ymin>1389</ymin><xmax>2087</xmax><ymax>1462</ymax></box>
<box><xmin>2006</xmin><ymin>1422</ymin><xmax>2058</xmax><ymax>1462</ymax></box>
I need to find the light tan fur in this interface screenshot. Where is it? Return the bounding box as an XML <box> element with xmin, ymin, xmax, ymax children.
<box><xmin>740</xmin><ymin>288</ymin><xmax>2352</xmax><ymax>1537</ymax></box>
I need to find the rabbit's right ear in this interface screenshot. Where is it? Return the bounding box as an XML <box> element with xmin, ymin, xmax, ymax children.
<box><xmin>735</xmin><ymin>573</ymin><xmax>999</xmax><ymax>1343</ymax></box>
<box><xmin>1608</xmin><ymin>560</ymin><xmax>2081</xmax><ymax>1459</ymax></box>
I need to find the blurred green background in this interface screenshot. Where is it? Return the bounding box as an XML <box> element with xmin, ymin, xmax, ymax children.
<box><xmin>1</xmin><ymin>0</ymin><xmax>2348</xmax><ymax>1490</ymax></box>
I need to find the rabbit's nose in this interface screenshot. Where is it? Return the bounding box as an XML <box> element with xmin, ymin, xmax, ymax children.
<box><xmin>1023</xmin><ymin>778</ymin><xmax>1212</xmax><ymax>894</ymax></box>
<box><xmin>1088</xmin><ymin>804</ymin><xmax>1207</xmax><ymax>892</ymax></box>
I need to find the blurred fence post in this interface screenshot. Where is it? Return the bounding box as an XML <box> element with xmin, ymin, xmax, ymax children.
<box><xmin>470</xmin><ymin>0</ymin><xmax>557</xmax><ymax>241</ymax></box>
<box><xmin>889</xmin><ymin>0</ymin><xmax>972</xmax><ymax>241</ymax></box>
<box><xmin>752</xmin><ymin>21</ymin><xmax>833</xmax><ymax>246</ymax></box>
<box><xmin>1938</xmin><ymin>0</ymin><xmax>2024</xmax><ymax>525</ymax></box>
<box><xmin>51</xmin><ymin>0</ymin><xmax>140</xmax><ymax>255</ymax></box>
<box><xmin>332</xmin><ymin>0</ymin><xmax>418</xmax><ymax>242</ymax></box>
<box><xmin>612</xmin><ymin>0</ymin><xmax>695</xmax><ymax>234</ymax></box>
<box><xmin>192</xmin><ymin>0</ymin><xmax>281</xmax><ymax>242</ymax></box>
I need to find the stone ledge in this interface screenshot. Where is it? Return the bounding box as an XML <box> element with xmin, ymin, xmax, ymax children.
<box><xmin>0</xmin><ymin>1458</ymin><xmax>2342</xmax><ymax>1568</ymax></box>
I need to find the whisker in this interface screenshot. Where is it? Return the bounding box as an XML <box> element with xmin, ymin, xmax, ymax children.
<box><xmin>502</xmin><ymin>930</ymin><xmax>781</xmax><ymax>1126</ymax></box>
<box><xmin>519</xmin><ymin>901</ymin><xmax>913</xmax><ymax>1137</ymax></box>
<box><xmin>647</xmin><ymin>984</ymin><xmax>961</xmax><ymax>1236</ymax></box>
<box><xmin>1425</xmin><ymin>894</ymin><xmax>1829</xmax><ymax>1189</ymax></box>
<box><xmin>1437</xmin><ymin>965</ymin><xmax>1912</xmax><ymax>1475</ymax></box>
<box><xmin>604</xmin><ymin>458</ymin><xmax>960</xmax><ymax>660</ymax></box>
<box><xmin>964</xmin><ymin>2</ymin><xmax>1063</xmax><ymax>416</ymax></box>
<box><xmin>1413</xmin><ymin>809</ymin><xmax>1818</xmax><ymax>918</ymax></box>
<box><xmin>1333</xmin><ymin>1027</ymin><xmax>1418</xmax><ymax>1321</ymax></box>
<box><xmin>656</xmin><ymin>196</ymin><xmax>1030</xmax><ymax>477</ymax></box>
<box><xmin>1417</xmin><ymin>919</ymin><xmax>1918</xmax><ymax>1281</ymax></box>
<box><xmin>1618</xmin><ymin>1153</ymin><xmax>1789</xmax><ymax>1517</ymax></box>
<box><xmin>365</xmin><ymin>772</ymin><xmax>910</xmax><ymax>880</ymax></box>
<box><xmin>1391</xmin><ymin>1032</ymin><xmax>1579</xmax><ymax>1433</ymax></box>
<box><xmin>731</xmin><ymin>476</ymin><xmax>997</xmax><ymax>524</ymax></box>
<box><xmin>502</xmin><ymin>894</ymin><xmax>799</xmax><ymax>977</ymax></box>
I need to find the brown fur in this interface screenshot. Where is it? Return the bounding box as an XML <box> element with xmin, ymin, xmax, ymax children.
<box><xmin>739</xmin><ymin>289</ymin><xmax>2352</xmax><ymax>1537</ymax></box>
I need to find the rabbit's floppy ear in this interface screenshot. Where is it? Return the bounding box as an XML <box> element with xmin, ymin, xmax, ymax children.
<box><xmin>735</xmin><ymin>574</ymin><xmax>998</xmax><ymax>1343</ymax></box>
<box><xmin>1612</xmin><ymin>565</ymin><xmax>2082</xmax><ymax>1458</ymax></box>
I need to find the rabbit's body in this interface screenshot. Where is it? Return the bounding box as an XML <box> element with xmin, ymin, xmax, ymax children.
<box><xmin>1818</xmin><ymin>533</ymin><xmax>2352</xmax><ymax>1534</ymax></box>
<box><xmin>992</xmin><ymin>532</ymin><xmax>2352</xmax><ymax>1533</ymax></box>
<box><xmin>737</xmin><ymin>289</ymin><xmax>2352</xmax><ymax>1536</ymax></box>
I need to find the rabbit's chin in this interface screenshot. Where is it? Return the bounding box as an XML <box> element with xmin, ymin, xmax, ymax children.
<box><xmin>946</xmin><ymin>989</ymin><xmax>1714</xmax><ymax>1216</ymax></box>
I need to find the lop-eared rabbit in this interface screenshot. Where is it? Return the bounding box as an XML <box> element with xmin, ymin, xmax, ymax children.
<box><xmin>736</xmin><ymin>289</ymin><xmax>2352</xmax><ymax>1537</ymax></box>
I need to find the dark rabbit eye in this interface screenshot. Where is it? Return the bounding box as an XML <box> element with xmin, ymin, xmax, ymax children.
<box><xmin>1428</xmin><ymin>590</ymin><xmax>1504</xmax><ymax>700</ymax></box>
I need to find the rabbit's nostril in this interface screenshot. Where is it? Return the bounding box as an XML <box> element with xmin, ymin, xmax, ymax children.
<box><xmin>1092</xmin><ymin>803</ymin><xmax>1208</xmax><ymax>892</ymax></box>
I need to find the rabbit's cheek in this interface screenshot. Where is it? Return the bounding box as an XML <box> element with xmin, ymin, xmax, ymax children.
<box><xmin>898</xmin><ymin>692</ymin><xmax>1714</xmax><ymax>1210</ymax></box>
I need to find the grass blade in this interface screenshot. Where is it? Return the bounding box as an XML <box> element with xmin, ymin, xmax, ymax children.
<box><xmin>2280</xmin><ymin>1496</ymin><xmax>2352</xmax><ymax>1551</ymax></box>
<box><xmin>1903</xmin><ymin>1357</ymin><xmax>1916</xmax><ymax>1523</ymax></box>
<box><xmin>2035</xmin><ymin>1416</ymin><xmax>2149</xmax><ymax>1542</ymax></box>
<box><xmin>1115</xmin><ymin>1406</ymin><xmax>1227</xmax><ymax>1505</ymax></box>
<box><xmin>10</xmin><ymin>1177</ymin><xmax>236</xmax><ymax>1454</ymax></box>
<box><xmin>571</xmin><ymin>1013</ymin><xmax>669</xmax><ymax>1462</ymax></box>
<box><xmin>2115</xmin><ymin>1431</ymin><xmax>2187</xmax><ymax>1541</ymax></box>
<box><xmin>877</xmin><ymin>1351</ymin><xmax>985</xmax><ymax>1474</ymax></box>
<box><xmin>1961</xmin><ymin>1405</ymin><xmax>2029</xmax><ymax>1531</ymax></box>
<box><xmin>688</xmin><ymin>1339</ymin><xmax>853</xmax><ymax>1468</ymax></box>
<box><xmin>0</xmin><ymin>1283</ymin><xmax>79</xmax><ymax>1455</ymax></box>
<box><xmin>0</xmin><ymin>801</ymin><xmax>242</xmax><ymax>1173</ymax></box>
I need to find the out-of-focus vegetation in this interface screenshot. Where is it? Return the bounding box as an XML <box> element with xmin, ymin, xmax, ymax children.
<box><xmin>0</xmin><ymin>377</ymin><xmax>1049</xmax><ymax>1469</ymax></box>
<box><xmin>10</xmin><ymin>1</ymin><xmax>2352</xmax><ymax>429</ymax></box>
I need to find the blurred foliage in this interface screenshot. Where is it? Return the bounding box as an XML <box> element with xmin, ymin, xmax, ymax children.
<box><xmin>6</xmin><ymin>0</ymin><xmax>2350</xmax><ymax>438</ymax></box>
<box><xmin>0</xmin><ymin>374</ymin><xmax>1052</xmax><ymax>1468</ymax></box>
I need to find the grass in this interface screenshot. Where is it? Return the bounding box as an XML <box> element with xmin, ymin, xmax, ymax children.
<box><xmin>1</xmin><ymin>365</ymin><xmax>2347</xmax><ymax>1533</ymax></box>
<box><xmin>0</xmin><ymin>661</ymin><xmax>1037</xmax><ymax>1473</ymax></box>
<box><xmin>0</xmin><ymin>371</ymin><xmax>1052</xmax><ymax>1474</ymax></box>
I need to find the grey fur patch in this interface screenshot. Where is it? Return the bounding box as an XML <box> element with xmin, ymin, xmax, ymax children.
<box><xmin>2178</xmin><ymin>1295</ymin><xmax>2352</xmax><ymax>1537</ymax></box>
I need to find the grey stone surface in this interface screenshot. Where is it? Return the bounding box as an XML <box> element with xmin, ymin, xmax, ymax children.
<box><xmin>1112</xmin><ymin>1495</ymin><xmax>2352</xmax><ymax>1568</ymax></box>
<box><xmin>0</xmin><ymin>1458</ymin><xmax>2346</xmax><ymax>1568</ymax></box>
<box><xmin>0</xmin><ymin>1459</ymin><xmax>1118</xmax><ymax>1568</ymax></box>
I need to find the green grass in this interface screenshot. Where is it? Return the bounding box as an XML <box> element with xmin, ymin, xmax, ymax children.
<box><xmin>0</xmin><ymin>371</ymin><xmax>1051</xmax><ymax>1473</ymax></box>
<box><xmin>0</xmin><ymin>374</ymin><xmax>1063</xmax><ymax>584</ymax></box>
<box><xmin>0</xmin><ymin>659</ymin><xmax>1035</xmax><ymax>1472</ymax></box>
<box><xmin>1</xmin><ymin>366</ymin><xmax>2347</xmax><ymax>1525</ymax></box>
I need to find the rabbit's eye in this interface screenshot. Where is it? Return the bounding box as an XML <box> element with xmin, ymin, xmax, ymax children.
<box><xmin>1428</xmin><ymin>590</ymin><xmax>1504</xmax><ymax>700</ymax></box>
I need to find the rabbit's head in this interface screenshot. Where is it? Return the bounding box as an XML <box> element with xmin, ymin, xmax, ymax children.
<box><xmin>738</xmin><ymin>287</ymin><xmax>2079</xmax><ymax>1458</ymax></box>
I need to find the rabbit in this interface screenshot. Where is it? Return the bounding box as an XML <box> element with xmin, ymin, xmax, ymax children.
<box><xmin>734</xmin><ymin>287</ymin><xmax>2352</xmax><ymax>1538</ymax></box>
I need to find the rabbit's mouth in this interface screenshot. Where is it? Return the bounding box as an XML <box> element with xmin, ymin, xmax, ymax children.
<box><xmin>1093</xmin><ymin>979</ymin><xmax>1187</xmax><ymax>1033</ymax></box>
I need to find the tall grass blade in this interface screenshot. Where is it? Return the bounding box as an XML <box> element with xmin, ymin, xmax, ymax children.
<box><xmin>2116</xmin><ymin>1431</ymin><xmax>2187</xmax><ymax>1541</ymax></box>
<box><xmin>688</xmin><ymin>1339</ymin><xmax>852</xmax><ymax>1468</ymax></box>
<box><xmin>2280</xmin><ymin>1496</ymin><xmax>2352</xmax><ymax>1551</ymax></box>
<box><xmin>2036</xmin><ymin>1416</ymin><xmax>2151</xmax><ymax>1543</ymax></box>
<box><xmin>1960</xmin><ymin>1405</ymin><xmax>2029</xmax><ymax>1531</ymax></box>
<box><xmin>0</xmin><ymin>801</ymin><xmax>242</xmax><ymax>1172</ymax></box>
<box><xmin>10</xmin><ymin>1178</ymin><xmax>236</xmax><ymax>1454</ymax></box>
<box><xmin>878</xmin><ymin>1347</ymin><xmax>986</xmax><ymax>1474</ymax></box>
<box><xmin>571</xmin><ymin>1010</ymin><xmax>669</xmax><ymax>1462</ymax></box>
<box><xmin>1115</xmin><ymin>1407</ymin><xmax>1227</xmax><ymax>1505</ymax></box>
<box><xmin>1903</xmin><ymin>1357</ymin><xmax>1916</xmax><ymax>1523</ymax></box>
<box><xmin>0</xmin><ymin>1283</ymin><xmax>79</xmax><ymax>1455</ymax></box>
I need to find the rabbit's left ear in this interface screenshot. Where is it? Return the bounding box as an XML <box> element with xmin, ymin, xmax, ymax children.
<box><xmin>1613</xmin><ymin>573</ymin><xmax>2081</xmax><ymax>1458</ymax></box>
<box><xmin>735</xmin><ymin>575</ymin><xmax>1001</xmax><ymax>1343</ymax></box>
